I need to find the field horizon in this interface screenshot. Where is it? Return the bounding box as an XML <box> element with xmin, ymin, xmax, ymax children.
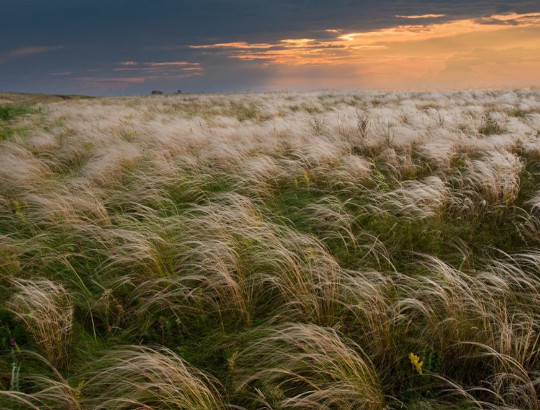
<box><xmin>1</xmin><ymin>88</ymin><xmax>539</xmax><ymax>409</ymax></box>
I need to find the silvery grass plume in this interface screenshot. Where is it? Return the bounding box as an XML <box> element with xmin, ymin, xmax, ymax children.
<box><xmin>82</xmin><ymin>346</ymin><xmax>226</xmax><ymax>409</ymax></box>
<box><xmin>235</xmin><ymin>323</ymin><xmax>386</xmax><ymax>409</ymax></box>
<box><xmin>8</xmin><ymin>279</ymin><xmax>73</xmax><ymax>369</ymax></box>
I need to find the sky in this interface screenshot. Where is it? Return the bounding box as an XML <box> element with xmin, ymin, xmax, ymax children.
<box><xmin>1</xmin><ymin>0</ymin><xmax>539</xmax><ymax>96</ymax></box>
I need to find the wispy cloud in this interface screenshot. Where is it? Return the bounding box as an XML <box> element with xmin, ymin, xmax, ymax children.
<box><xmin>74</xmin><ymin>77</ymin><xmax>145</xmax><ymax>84</ymax></box>
<box><xmin>73</xmin><ymin>76</ymin><xmax>146</xmax><ymax>94</ymax></box>
<box><xmin>112</xmin><ymin>60</ymin><xmax>203</xmax><ymax>78</ymax></box>
<box><xmin>191</xmin><ymin>42</ymin><xmax>274</xmax><ymax>50</ymax></box>
<box><xmin>396</xmin><ymin>14</ymin><xmax>446</xmax><ymax>19</ymax></box>
<box><xmin>75</xmin><ymin>60</ymin><xmax>203</xmax><ymax>93</ymax></box>
<box><xmin>0</xmin><ymin>45</ymin><xmax>64</xmax><ymax>63</ymax></box>
<box><xmin>475</xmin><ymin>12</ymin><xmax>540</xmax><ymax>25</ymax></box>
<box><xmin>144</xmin><ymin>61</ymin><xmax>198</xmax><ymax>67</ymax></box>
<box><xmin>50</xmin><ymin>71</ymin><xmax>71</xmax><ymax>76</ymax></box>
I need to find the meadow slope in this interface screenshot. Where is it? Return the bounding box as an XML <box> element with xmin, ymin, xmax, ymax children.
<box><xmin>1</xmin><ymin>89</ymin><xmax>540</xmax><ymax>409</ymax></box>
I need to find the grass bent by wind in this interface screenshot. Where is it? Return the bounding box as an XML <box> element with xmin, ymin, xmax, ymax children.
<box><xmin>0</xmin><ymin>89</ymin><xmax>540</xmax><ymax>409</ymax></box>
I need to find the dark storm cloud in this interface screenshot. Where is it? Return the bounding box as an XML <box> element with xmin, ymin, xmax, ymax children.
<box><xmin>1</xmin><ymin>0</ymin><xmax>539</xmax><ymax>95</ymax></box>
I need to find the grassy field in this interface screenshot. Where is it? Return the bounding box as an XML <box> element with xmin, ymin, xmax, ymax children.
<box><xmin>0</xmin><ymin>89</ymin><xmax>539</xmax><ymax>409</ymax></box>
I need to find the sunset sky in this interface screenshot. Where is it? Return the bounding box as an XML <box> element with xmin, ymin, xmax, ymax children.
<box><xmin>1</xmin><ymin>0</ymin><xmax>539</xmax><ymax>95</ymax></box>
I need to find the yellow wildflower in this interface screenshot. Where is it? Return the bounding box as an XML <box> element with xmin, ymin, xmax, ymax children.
<box><xmin>228</xmin><ymin>350</ymin><xmax>239</xmax><ymax>371</ymax></box>
<box><xmin>74</xmin><ymin>379</ymin><xmax>85</xmax><ymax>402</ymax></box>
<box><xmin>408</xmin><ymin>352</ymin><xmax>423</xmax><ymax>375</ymax></box>
<box><xmin>302</xmin><ymin>170</ymin><xmax>310</xmax><ymax>186</ymax></box>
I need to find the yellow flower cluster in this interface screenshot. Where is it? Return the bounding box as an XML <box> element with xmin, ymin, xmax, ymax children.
<box><xmin>408</xmin><ymin>352</ymin><xmax>423</xmax><ymax>375</ymax></box>
<box><xmin>13</xmin><ymin>200</ymin><xmax>27</xmax><ymax>222</ymax></box>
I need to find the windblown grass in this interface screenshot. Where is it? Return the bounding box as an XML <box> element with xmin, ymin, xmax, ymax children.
<box><xmin>1</xmin><ymin>89</ymin><xmax>539</xmax><ymax>408</ymax></box>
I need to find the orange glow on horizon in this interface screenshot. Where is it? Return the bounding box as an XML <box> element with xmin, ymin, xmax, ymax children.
<box><xmin>190</xmin><ymin>12</ymin><xmax>540</xmax><ymax>90</ymax></box>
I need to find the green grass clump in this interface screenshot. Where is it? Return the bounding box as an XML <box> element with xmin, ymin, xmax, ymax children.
<box><xmin>0</xmin><ymin>105</ymin><xmax>33</xmax><ymax>122</ymax></box>
<box><xmin>0</xmin><ymin>104</ymin><xmax>38</xmax><ymax>141</ymax></box>
<box><xmin>478</xmin><ymin>113</ymin><xmax>506</xmax><ymax>136</ymax></box>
